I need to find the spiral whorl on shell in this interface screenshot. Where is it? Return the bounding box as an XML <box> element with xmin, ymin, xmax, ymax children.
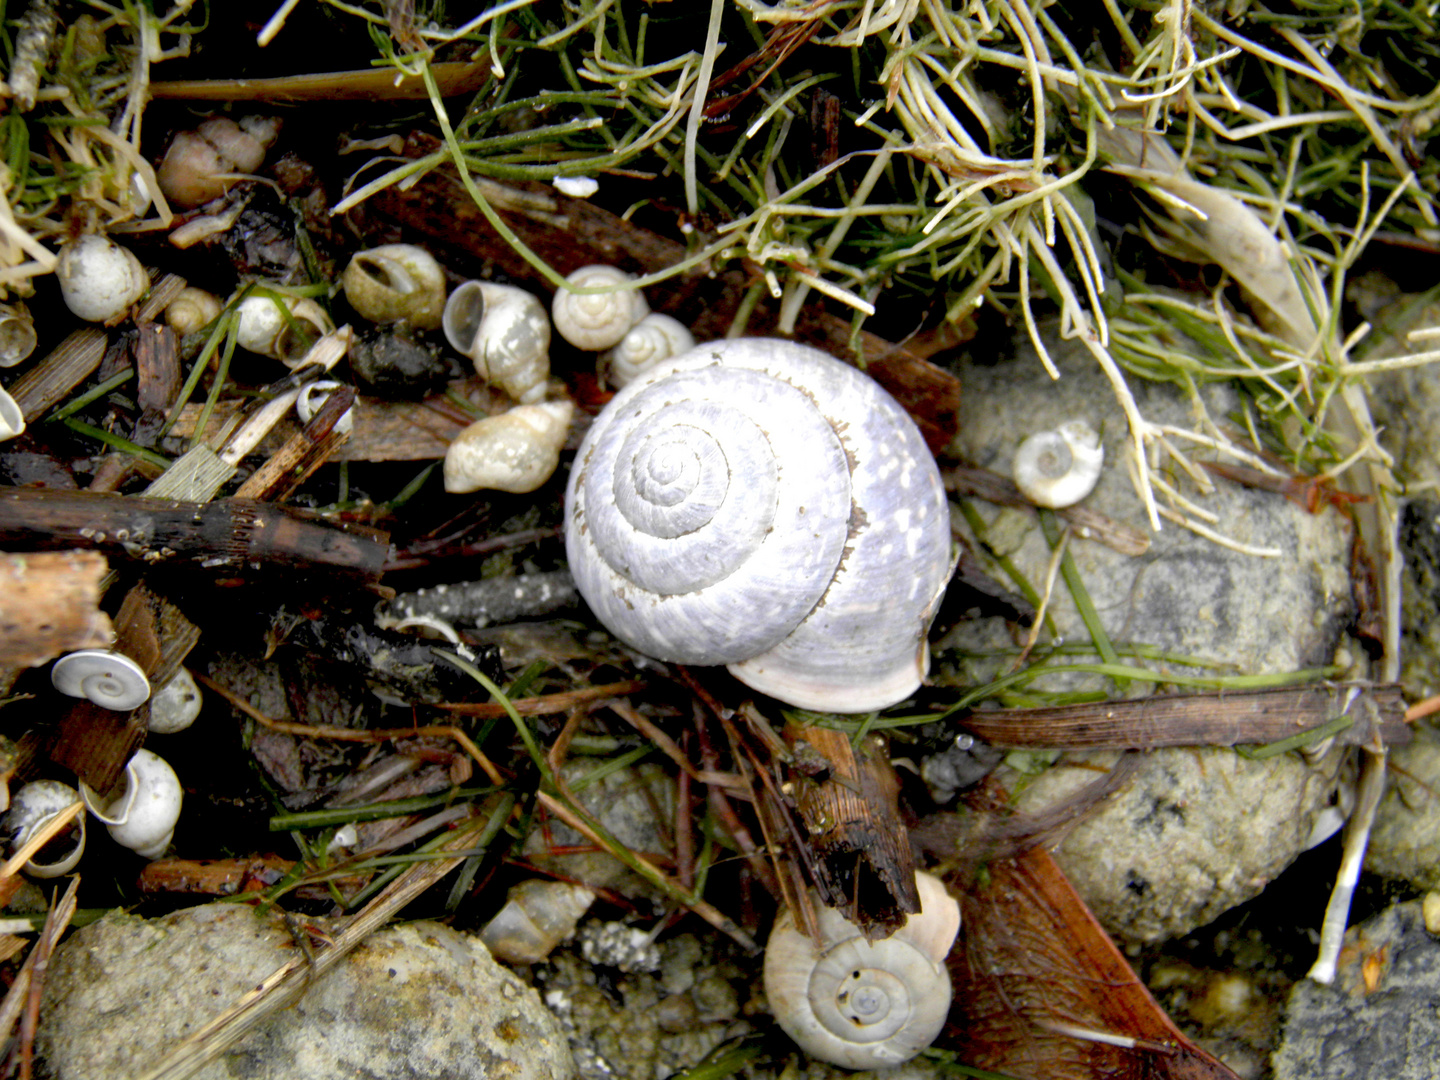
<box><xmin>564</xmin><ymin>339</ymin><xmax>952</xmax><ymax>713</ymax></box>
<box><xmin>764</xmin><ymin>870</ymin><xmax>960</xmax><ymax>1069</ymax></box>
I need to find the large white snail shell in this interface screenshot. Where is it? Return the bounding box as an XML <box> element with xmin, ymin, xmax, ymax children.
<box><xmin>552</xmin><ymin>264</ymin><xmax>649</xmax><ymax>351</ymax></box>
<box><xmin>602</xmin><ymin>313</ymin><xmax>696</xmax><ymax>388</ymax></box>
<box><xmin>564</xmin><ymin>339</ymin><xmax>952</xmax><ymax>713</ymax></box>
<box><xmin>1012</xmin><ymin>419</ymin><xmax>1104</xmax><ymax>508</ymax></box>
<box><xmin>442</xmin><ymin>281</ymin><xmax>551</xmax><ymax>403</ymax></box>
<box><xmin>764</xmin><ymin>871</ymin><xmax>960</xmax><ymax>1069</ymax></box>
<box><xmin>56</xmin><ymin>235</ymin><xmax>150</xmax><ymax>323</ymax></box>
<box><xmin>82</xmin><ymin>749</ymin><xmax>182</xmax><ymax>859</ymax></box>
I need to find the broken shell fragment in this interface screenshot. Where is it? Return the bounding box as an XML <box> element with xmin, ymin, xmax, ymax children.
<box><xmin>444</xmin><ymin>400</ymin><xmax>573</xmax><ymax>494</ymax></box>
<box><xmin>51</xmin><ymin>649</ymin><xmax>151</xmax><ymax>711</ymax></box>
<box><xmin>296</xmin><ymin>379</ymin><xmax>355</xmax><ymax>435</ymax></box>
<box><xmin>5</xmin><ymin>780</ymin><xmax>85</xmax><ymax>878</ymax></box>
<box><xmin>56</xmin><ymin>235</ymin><xmax>150</xmax><ymax>323</ymax></box>
<box><xmin>0</xmin><ymin>302</ymin><xmax>37</xmax><ymax>367</ymax></box>
<box><xmin>342</xmin><ymin>244</ymin><xmax>446</xmax><ymax>330</ymax></box>
<box><xmin>0</xmin><ymin>386</ymin><xmax>24</xmax><ymax>442</ymax></box>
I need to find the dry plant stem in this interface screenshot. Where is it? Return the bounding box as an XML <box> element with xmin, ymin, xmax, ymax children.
<box><xmin>1310</xmin><ymin>740</ymin><xmax>1388</xmax><ymax>984</ymax></box>
<box><xmin>149</xmin><ymin>59</ymin><xmax>493</xmax><ymax>101</ymax></box>
<box><xmin>432</xmin><ymin>679</ymin><xmax>648</xmax><ymax>719</ymax></box>
<box><xmin>130</xmin><ymin>811</ymin><xmax>504</xmax><ymax>1080</ymax></box>
<box><xmin>232</xmin><ymin>385</ymin><xmax>354</xmax><ymax>500</ymax></box>
<box><xmin>195</xmin><ymin>672</ymin><xmax>507</xmax><ymax>785</ymax></box>
<box><xmin>4</xmin><ymin>876</ymin><xmax>77</xmax><ymax>1080</ymax></box>
<box><xmin>8</xmin><ymin>329</ymin><xmax>107</xmax><ymax>422</ymax></box>
<box><xmin>607</xmin><ymin>699</ymin><xmax>746</xmax><ymax>789</ymax></box>
<box><xmin>958</xmin><ymin>683</ymin><xmax>1410</xmax><ymax>750</ymax></box>
<box><xmin>0</xmin><ymin>550</ymin><xmax>113</xmax><ymax>666</ymax></box>
<box><xmin>534</xmin><ymin>789</ymin><xmax>756</xmax><ymax>951</ymax></box>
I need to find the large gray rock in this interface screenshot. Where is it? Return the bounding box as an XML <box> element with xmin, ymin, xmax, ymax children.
<box><xmin>1272</xmin><ymin>901</ymin><xmax>1440</xmax><ymax>1079</ymax></box>
<box><xmin>37</xmin><ymin>904</ymin><xmax>575</xmax><ymax>1080</ymax></box>
<box><xmin>942</xmin><ymin>326</ymin><xmax>1355</xmax><ymax>942</ymax></box>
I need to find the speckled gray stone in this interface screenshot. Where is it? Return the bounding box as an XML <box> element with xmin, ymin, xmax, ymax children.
<box><xmin>942</xmin><ymin>324</ymin><xmax>1355</xmax><ymax>943</ymax></box>
<box><xmin>1272</xmin><ymin>901</ymin><xmax>1440</xmax><ymax>1080</ymax></box>
<box><xmin>37</xmin><ymin>904</ymin><xmax>575</xmax><ymax>1080</ymax></box>
<box><xmin>1367</xmin><ymin>720</ymin><xmax>1440</xmax><ymax>889</ymax></box>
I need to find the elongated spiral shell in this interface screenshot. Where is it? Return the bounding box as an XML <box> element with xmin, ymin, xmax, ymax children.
<box><xmin>564</xmin><ymin>339</ymin><xmax>952</xmax><ymax>713</ymax></box>
<box><xmin>764</xmin><ymin>871</ymin><xmax>960</xmax><ymax>1069</ymax></box>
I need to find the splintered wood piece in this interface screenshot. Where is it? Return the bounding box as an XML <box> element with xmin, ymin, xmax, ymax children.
<box><xmin>363</xmin><ymin>152</ymin><xmax>961</xmax><ymax>452</ymax></box>
<box><xmin>137</xmin><ymin>855</ymin><xmax>368</xmax><ymax>900</ymax></box>
<box><xmin>958</xmin><ymin>682</ymin><xmax>1411</xmax><ymax>750</ymax></box>
<box><xmin>783</xmin><ymin>725</ymin><xmax>918</xmax><ymax>934</ymax></box>
<box><xmin>946</xmin><ymin>844</ymin><xmax>1239</xmax><ymax>1080</ymax></box>
<box><xmin>233</xmin><ymin>384</ymin><xmax>353</xmax><ymax>500</ymax></box>
<box><xmin>49</xmin><ymin>583</ymin><xmax>200</xmax><ymax>793</ymax></box>
<box><xmin>0</xmin><ymin>489</ymin><xmax>390</xmax><ymax>580</ymax></box>
<box><xmin>7</xmin><ymin>328</ymin><xmax>107</xmax><ymax>422</ymax></box>
<box><xmin>134</xmin><ymin>274</ymin><xmax>188</xmax><ymax>327</ymax></box>
<box><xmin>0</xmin><ymin>551</ymin><xmax>112</xmax><ymax>667</ymax></box>
<box><xmin>133</xmin><ymin>323</ymin><xmax>181</xmax><ymax>447</ymax></box>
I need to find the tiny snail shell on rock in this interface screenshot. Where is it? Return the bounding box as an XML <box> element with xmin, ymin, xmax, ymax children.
<box><xmin>156</xmin><ymin>115</ymin><xmax>280</xmax><ymax>208</ymax></box>
<box><xmin>1012</xmin><ymin>418</ymin><xmax>1104</xmax><ymax>508</ymax></box>
<box><xmin>443</xmin><ymin>281</ymin><xmax>551</xmax><ymax>404</ymax></box>
<box><xmin>444</xmin><ymin>400</ymin><xmax>573</xmax><ymax>494</ymax></box>
<box><xmin>552</xmin><ymin>264</ymin><xmax>649</xmax><ymax>351</ymax></box>
<box><xmin>764</xmin><ymin>870</ymin><xmax>960</xmax><ymax>1070</ymax></box>
<box><xmin>56</xmin><ymin>235</ymin><xmax>150</xmax><ymax>323</ymax></box>
<box><xmin>51</xmin><ymin>649</ymin><xmax>150</xmax><ymax>711</ymax></box>
<box><xmin>602</xmin><ymin>312</ymin><xmax>695</xmax><ymax>388</ymax></box>
<box><xmin>564</xmin><ymin>339</ymin><xmax>953</xmax><ymax>713</ymax></box>
<box><xmin>479</xmin><ymin>878</ymin><xmax>595</xmax><ymax>964</ymax></box>
<box><xmin>342</xmin><ymin>244</ymin><xmax>446</xmax><ymax>331</ymax></box>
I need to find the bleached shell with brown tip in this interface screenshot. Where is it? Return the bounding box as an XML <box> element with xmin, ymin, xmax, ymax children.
<box><xmin>602</xmin><ymin>313</ymin><xmax>695</xmax><ymax>388</ymax></box>
<box><xmin>444</xmin><ymin>400</ymin><xmax>574</xmax><ymax>494</ymax></box>
<box><xmin>443</xmin><ymin>281</ymin><xmax>551</xmax><ymax>403</ymax></box>
<box><xmin>763</xmin><ymin>870</ymin><xmax>960</xmax><ymax>1070</ymax></box>
<box><xmin>552</xmin><ymin>264</ymin><xmax>649</xmax><ymax>351</ymax></box>
<box><xmin>342</xmin><ymin>244</ymin><xmax>446</xmax><ymax>330</ymax></box>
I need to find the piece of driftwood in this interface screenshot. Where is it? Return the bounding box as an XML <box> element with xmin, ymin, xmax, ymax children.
<box><xmin>7</xmin><ymin>328</ymin><xmax>106</xmax><ymax>422</ymax></box>
<box><xmin>0</xmin><ymin>551</ymin><xmax>112</xmax><ymax>667</ymax></box>
<box><xmin>956</xmin><ymin>682</ymin><xmax>1411</xmax><ymax>750</ymax></box>
<box><xmin>49</xmin><ymin>583</ymin><xmax>201</xmax><ymax>793</ymax></box>
<box><xmin>782</xmin><ymin>724</ymin><xmax>919</xmax><ymax>935</ymax></box>
<box><xmin>137</xmin><ymin>855</ymin><xmax>366</xmax><ymax>900</ymax></box>
<box><xmin>362</xmin><ymin>144</ymin><xmax>961</xmax><ymax>453</ymax></box>
<box><xmin>0</xmin><ymin>489</ymin><xmax>390</xmax><ymax>580</ymax></box>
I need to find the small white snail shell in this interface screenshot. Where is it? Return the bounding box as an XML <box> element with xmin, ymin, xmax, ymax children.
<box><xmin>51</xmin><ymin>649</ymin><xmax>151</xmax><ymax>711</ymax></box>
<box><xmin>764</xmin><ymin>870</ymin><xmax>960</xmax><ymax>1070</ymax></box>
<box><xmin>602</xmin><ymin>313</ymin><xmax>696</xmax><ymax>388</ymax></box>
<box><xmin>0</xmin><ymin>302</ymin><xmax>37</xmax><ymax>367</ymax></box>
<box><xmin>444</xmin><ymin>400</ymin><xmax>573</xmax><ymax>494</ymax></box>
<box><xmin>82</xmin><ymin>749</ymin><xmax>182</xmax><ymax>859</ymax></box>
<box><xmin>443</xmin><ymin>281</ymin><xmax>551</xmax><ymax>404</ymax></box>
<box><xmin>479</xmin><ymin>878</ymin><xmax>596</xmax><ymax>964</ymax></box>
<box><xmin>0</xmin><ymin>385</ymin><xmax>24</xmax><ymax>443</ymax></box>
<box><xmin>342</xmin><ymin>244</ymin><xmax>446</xmax><ymax>331</ymax></box>
<box><xmin>5</xmin><ymin>781</ymin><xmax>85</xmax><ymax>878</ymax></box>
<box><xmin>56</xmin><ymin>235</ymin><xmax>150</xmax><ymax>323</ymax></box>
<box><xmin>296</xmin><ymin>379</ymin><xmax>355</xmax><ymax>435</ymax></box>
<box><xmin>1012</xmin><ymin>419</ymin><xmax>1104</xmax><ymax>509</ymax></box>
<box><xmin>233</xmin><ymin>292</ymin><xmax>335</xmax><ymax>366</ymax></box>
<box><xmin>147</xmin><ymin>667</ymin><xmax>202</xmax><ymax>734</ymax></box>
<box><xmin>564</xmin><ymin>339</ymin><xmax>953</xmax><ymax>713</ymax></box>
<box><xmin>164</xmin><ymin>287</ymin><xmax>223</xmax><ymax>337</ymax></box>
<box><xmin>156</xmin><ymin>115</ymin><xmax>281</xmax><ymax>208</ymax></box>
<box><xmin>552</xmin><ymin>264</ymin><xmax>649</xmax><ymax>351</ymax></box>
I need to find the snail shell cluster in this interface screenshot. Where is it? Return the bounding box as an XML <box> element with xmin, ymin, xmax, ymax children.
<box><xmin>564</xmin><ymin>339</ymin><xmax>952</xmax><ymax>713</ymax></box>
<box><xmin>156</xmin><ymin>115</ymin><xmax>280</xmax><ymax>208</ymax></box>
<box><xmin>1012</xmin><ymin>419</ymin><xmax>1104</xmax><ymax>508</ymax></box>
<box><xmin>764</xmin><ymin>870</ymin><xmax>960</xmax><ymax>1069</ymax></box>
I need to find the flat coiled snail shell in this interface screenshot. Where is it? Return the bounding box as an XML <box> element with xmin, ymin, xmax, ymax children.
<box><xmin>764</xmin><ymin>870</ymin><xmax>960</xmax><ymax>1069</ymax></box>
<box><xmin>564</xmin><ymin>339</ymin><xmax>952</xmax><ymax>713</ymax></box>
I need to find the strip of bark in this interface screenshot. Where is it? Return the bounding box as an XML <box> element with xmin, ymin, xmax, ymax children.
<box><xmin>0</xmin><ymin>551</ymin><xmax>112</xmax><ymax>667</ymax></box>
<box><xmin>0</xmin><ymin>489</ymin><xmax>390</xmax><ymax>580</ymax></box>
